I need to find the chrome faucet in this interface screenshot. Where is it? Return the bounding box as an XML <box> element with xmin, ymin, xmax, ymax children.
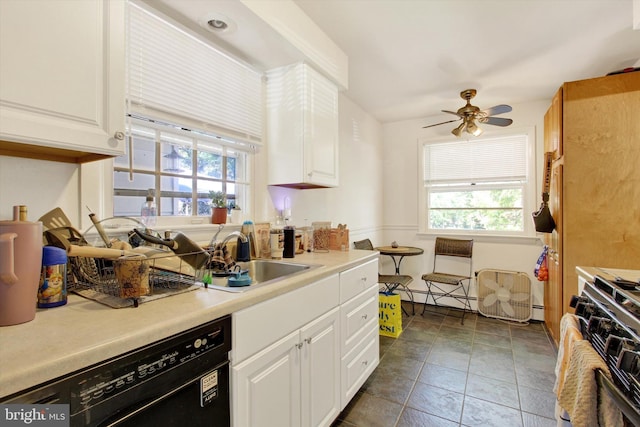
<box><xmin>219</xmin><ymin>230</ymin><xmax>249</xmax><ymax>246</ymax></box>
<box><xmin>218</xmin><ymin>231</ymin><xmax>250</xmax><ymax>262</ymax></box>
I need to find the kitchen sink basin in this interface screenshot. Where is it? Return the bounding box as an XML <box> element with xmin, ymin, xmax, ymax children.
<box><xmin>204</xmin><ymin>259</ymin><xmax>321</xmax><ymax>292</ymax></box>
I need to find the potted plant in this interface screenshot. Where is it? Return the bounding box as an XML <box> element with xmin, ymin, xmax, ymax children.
<box><xmin>210</xmin><ymin>191</ymin><xmax>227</xmax><ymax>224</ymax></box>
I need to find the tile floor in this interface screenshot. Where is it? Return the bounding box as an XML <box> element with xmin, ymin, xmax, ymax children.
<box><xmin>333</xmin><ymin>303</ymin><xmax>559</xmax><ymax>427</ymax></box>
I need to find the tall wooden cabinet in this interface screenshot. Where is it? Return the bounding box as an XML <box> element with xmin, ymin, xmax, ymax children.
<box><xmin>543</xmin><ymin>72</ymin><xmax>640</xmax><ymax>343</ymax></box>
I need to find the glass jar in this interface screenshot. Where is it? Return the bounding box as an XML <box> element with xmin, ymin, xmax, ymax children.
<box><xmin>311</xmin><ymin>222</ymin><xmax>331</xmax><ymax>252</ymax></box>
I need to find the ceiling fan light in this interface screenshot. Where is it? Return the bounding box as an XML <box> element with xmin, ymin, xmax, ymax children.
<box><xmin>466</xmin><ymin>120</ymin><xmax>483</xmax><ymax>136</ymax></box>
<box><xmin>452</xmin><ymin>122</ymin><xmax>466</xmax><ymax>137</ymax></box>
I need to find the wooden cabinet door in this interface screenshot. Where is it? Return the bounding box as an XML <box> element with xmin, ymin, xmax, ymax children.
<box><xmin>232</xmin><ymin>331</ymin><xmax>301</xmax><ymax>427</ymax></box>
<box><xmin>545</xmin><ymin>163</ymin><xmax>563</xmax><ymax>344</ymax></box>
<box><xmin>0</xmin><ymin>0</ymin><xmax>125</xmax><ymax>161</ymax></box>
<box><xmin>300</xmin><ymin>308</ymin><xmax>341</xmax><ymax>427</ymax></box>
<box><xmin>549</xmin><ymin>88</ymin><xmax>563</xmax><ymax>158</ymax></box>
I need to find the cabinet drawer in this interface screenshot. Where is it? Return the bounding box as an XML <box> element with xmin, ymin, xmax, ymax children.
<box><xmin>339</xmin><ymin>259</ymin><xmax>378</xmax><ymax>303</ymax></box>
<box><xmin>341</xmin><ymin>327</ymin><xmax>379</xmax><ymax>409</ymax></box>
<box><xmin>341</xmin><ymin>286</ymin><xmax>378</xmax><ymax>356</ymax></box>
<box><xmin>233</xmin><ymin>274</ymin><xmax>339</xmax><ymax>363</ymax></box>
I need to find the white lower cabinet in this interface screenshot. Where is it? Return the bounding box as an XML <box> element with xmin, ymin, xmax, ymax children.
<box><xmin>231</xmin><ymin>260</ymin><xmax>379</xmax><ymax>426</ymax></box>
<box><xmin>339</xmin><ymin>261</ymin><xmax>379</xmax><ymax>408</ymax></box>
<box><xmin>233</xmin><ymin>308</ymin><xmax>340</xmax><ymax>427</ymax></box>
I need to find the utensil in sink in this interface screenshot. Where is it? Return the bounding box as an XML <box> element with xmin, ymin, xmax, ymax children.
<box><xmin>133</xmin><ymin>228</ymin><xmax>210</xmax><ymax>270</ymax></box>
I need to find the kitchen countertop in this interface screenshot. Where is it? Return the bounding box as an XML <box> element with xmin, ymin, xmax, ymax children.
<box><xmin>0</xmin><ymin>250</ymin><xmax>378</xmax><ymax>398</ymax></box>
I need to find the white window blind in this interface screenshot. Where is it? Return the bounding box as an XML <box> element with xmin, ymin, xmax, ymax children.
<box><xmin>424</xmin><ymin>135</ymin><xmax>528</xmax><ymax>185</ymax></box>
<box><xmin>128</xmin><ymin>3</ymin><xmax>263</xmax><ymax>144</ymax></box>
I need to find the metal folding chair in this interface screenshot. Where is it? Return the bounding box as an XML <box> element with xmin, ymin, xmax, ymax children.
<box><xmin>422</xmin><ymin>237</ymin><xmax>474</xmax><ymax>324</ymax></box>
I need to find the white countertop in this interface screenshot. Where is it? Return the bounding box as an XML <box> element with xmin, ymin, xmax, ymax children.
<box><xmin>0</xmin><ymin>250</ymin><xmax>378</xmax><ymax>398</ymax></box>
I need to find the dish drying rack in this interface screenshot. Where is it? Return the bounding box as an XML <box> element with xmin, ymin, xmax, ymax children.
<box><xmin>68</xmin><ymin>250</ymin><xmax>206</xmax><ymax>308</ymax></box>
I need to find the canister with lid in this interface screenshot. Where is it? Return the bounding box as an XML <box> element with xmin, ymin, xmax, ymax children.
<box><xmin>283</xmin><ymin>226</ymin><xmax>295</xmax><ymax>258</ymax></box>
<box><xmin>38</xmin><ymin>246</ymin><xmax>67</xmax><ymax>308</ymax></box>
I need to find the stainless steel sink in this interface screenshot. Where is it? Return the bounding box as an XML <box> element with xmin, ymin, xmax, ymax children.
<box><xmin>204</xmin><ymin>260</ymin><xmax>321</xmax><ymax>292</ymax></box>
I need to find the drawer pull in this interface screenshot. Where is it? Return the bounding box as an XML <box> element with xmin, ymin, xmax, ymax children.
<box><xmin>362</xmin><ymin>314</ymin><xmax>368</xmax><ymax>320</ymax></box>
<box><xmin>296</xmin><ymin>342</ymin><xmax>304</xmax><ymax>349</ymax></box>
<box><xmin>362</xmin><ymin>360</ymin><xmax>368</xmax><ymax>366</ymax></box>
<box><xmin>305</xmin><ymin>338</ymin><xmax>312</xmax><ymax>345</ymax></box>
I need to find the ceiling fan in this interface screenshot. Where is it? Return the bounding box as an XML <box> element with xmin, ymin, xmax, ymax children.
<box><xmin>423</xmin><ymin>89</ymin><xmax>513</xmax><ymax>137</ymax></box>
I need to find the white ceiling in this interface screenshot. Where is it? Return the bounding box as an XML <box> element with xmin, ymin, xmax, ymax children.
<box><xmin>145</xmin><ymin>0</ymin><xmax>640</xmax><ymax>124</ymax></box>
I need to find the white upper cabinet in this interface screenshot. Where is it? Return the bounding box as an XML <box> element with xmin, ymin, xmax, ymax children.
<box><xmin>0</xmin><ymin>0</ymin><xmax>125</xmax><ymax>163</ymax></box>
<box><xmin>267</xmin><ymin>63</ymin><xmax>339</xmax><ymax>188</ymax></box>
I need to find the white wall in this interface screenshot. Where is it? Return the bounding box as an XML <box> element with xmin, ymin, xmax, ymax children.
<box><xmin>254</xmin><ymin>93</ymin><xmax>385</xmax><ymax>243</ymax></box>
<box><xmin>377</xmin><ymin>99</ymin><xmax>551</xmax><ymax>320</ymax></box>
<box><xmin>0</xmin><ymin>156</ymin><xmax>81</xmax><ymax>225</ymax></box>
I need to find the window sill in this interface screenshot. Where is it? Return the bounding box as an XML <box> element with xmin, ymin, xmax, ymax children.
<box><xmin>417</xmin><ymin>231</ymin><xmax>544</xmax><ymax>246</ymax></box>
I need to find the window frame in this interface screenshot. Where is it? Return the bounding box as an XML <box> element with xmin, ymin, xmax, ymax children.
<box><xmin>418</xmin><ymin>127</ymin><xmax>537</xmax><ymax>238</ymax></box>
<box><xmin>92</xmin><ymin>1</ymin><xmax>262</xmax><ymax>228</ymax></box>
<box><xmin>112</xmin><ymin>118</ymin><xmax>254</xmax><ymax>221</ymax></box>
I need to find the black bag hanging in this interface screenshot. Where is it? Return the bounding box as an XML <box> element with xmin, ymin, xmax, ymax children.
<box><xmin>532</xmin><ymin>152</ymin><xmax>556</xmax><ymax>233</ymax></box>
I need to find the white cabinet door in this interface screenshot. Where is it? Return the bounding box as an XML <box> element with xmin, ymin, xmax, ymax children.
<box><xmin>300</xmin><ymin>307</ymin><xmax>340</xmax><ymax>427</ymax></box>
<box><xmin>302</xmin><ymin>67</ymin><xmax>339</xmax><ymax>187</ymax></box>
<box><xmin>0</xmin><ymin>0</ymin><xmax>125</xmax><ymax>160</ymax></box>
<box><xmin>232</xmin><ymin>330</ymin><xmax>301</xmax><ymax>427</ymax></box>
<box><xmin>267</xmin><ymin>63</ymin><xmax>339</xmax><ymax>188</ymax></box>
<box><xmin>233</xmin><ymin>308</ymin><xmax>340</xmax><ymax>427</ymax></box>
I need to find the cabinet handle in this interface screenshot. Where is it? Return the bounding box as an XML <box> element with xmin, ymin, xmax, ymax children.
<box><xmin>362</xmin><ymin>360</ymin><xmax>368</xmax><ymax>366</ymax></box>
<box><xmin>305</xmin><ymin>338</ymin><xmax>312</xmax><ymax>345</ymax></box>
<box><xmin>362</xmin><ymin>314</ymin><xmax>368</xmax><ymax>320</ymax></box>
<box><xmin>296</xmin><ymin>342</ymin><xmax>304</xmax><ymax>349</ymax></box>
<box><xmin>361</xmin><ymin>277</ymin><xmax>367</xmax><ymax>283</ymax></box>
<box><xmin>114</xmin><ymin>131</ymin><xmax>125</xmax><ymax>140</ymax></box>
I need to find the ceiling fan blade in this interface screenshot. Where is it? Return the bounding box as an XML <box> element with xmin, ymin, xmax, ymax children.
<box><xmin>481</xmin><ymin>104</ymin><xmax>512</xmax><ymax>116</ymax></box>
<box><xmin>479</xmin><ymin>117</ymin><xmax>513</xmax><ymax>127</ymax></box>
<box><xmin>442</xmin><ymin>110</ymin><xmax>463</xmax><ymax>117</ymax></box>
<box><xmin>422</xmin><ymin>118</ymin><xmax>461</xmax><ymax>129</ymax></box>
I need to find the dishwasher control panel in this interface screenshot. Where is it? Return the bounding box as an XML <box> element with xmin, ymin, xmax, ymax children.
<box><xmin>72</xmin><ymin>318</ymin><xmax>230</xmax><ymax>409</ymax></box>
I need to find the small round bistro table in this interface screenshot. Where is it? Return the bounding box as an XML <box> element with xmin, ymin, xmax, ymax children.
<box><xmin>374</xmin><ymin>246</ymin><xmax>424</xmax><ymax>275</ymax></box>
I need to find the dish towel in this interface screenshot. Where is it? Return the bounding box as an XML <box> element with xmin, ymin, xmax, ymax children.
<box><xmin>558</xmin><ymin>339</ymin><xmax>623</xmax><ymax>427</ymax></box>
<box><xmin>554</xmin><ymin>313</ymin><xmax>583</xmax><ymax>397</ymax></box>
<box><xmin>208</xmin><ymin>243</ymin><xmax>236</xmax><ymax>271</ymax></box>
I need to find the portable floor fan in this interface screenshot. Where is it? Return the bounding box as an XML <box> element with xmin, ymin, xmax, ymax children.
<box><xmin>476</xmin><ymin>269</ymin><xmax>532</xmax><ymax>322</ymax></box>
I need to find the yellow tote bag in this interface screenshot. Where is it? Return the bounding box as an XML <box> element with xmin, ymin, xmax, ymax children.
<box><xmin>379</xmin><ymin>292</ymin><xmax>403</xmax><ymax>338</ymax></box>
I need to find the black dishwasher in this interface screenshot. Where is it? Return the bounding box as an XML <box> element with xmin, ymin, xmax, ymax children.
<box><xmin>1</xmin><ymin>315</ymin><xmax>231</xmax><ymax>427</ymax></box>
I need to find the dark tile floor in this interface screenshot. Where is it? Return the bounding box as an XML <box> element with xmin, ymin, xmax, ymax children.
<box><xmin>334</xmin><ymin>303</ymin><xmax>559</xmax><ymax>427</ymax></box>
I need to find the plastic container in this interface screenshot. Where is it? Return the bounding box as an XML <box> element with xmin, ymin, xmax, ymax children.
<box><xmin>0</xmin><ymin>209</ymin><xmax>43</xmax><ymax>325</ymax></box>
<box><xmin>38</xmin><ymin>246</ymin><xmax>68</xmax><ymax>308</ymax></box>
<box><xmin>141</xmin><ymin>189</ymin><xmax>157</xmax><ymax>228</ymax></box>
<box><xmin>270</xmin><ymin>228</ymin><xmax>284</xmax><ymax>259</ymax></box>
